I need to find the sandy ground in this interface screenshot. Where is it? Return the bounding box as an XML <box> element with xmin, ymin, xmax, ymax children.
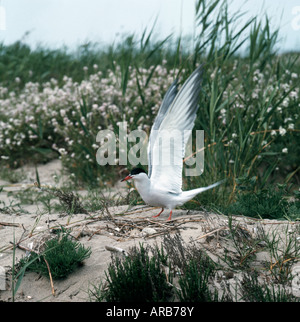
<box><xmin>0</xmin><ymin>160</ymin><xmax>299</xmax><ymax>302</ymax></box>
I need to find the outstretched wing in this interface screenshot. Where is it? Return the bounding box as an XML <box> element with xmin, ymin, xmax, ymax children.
<box><xmin>148</xmin><ymin>65</ymin><xmax>204</xmax><ymax>193</ymax></box>
<box><xmin>147</xmin><ymin>78</ymin><xmax>178</xmax><ymax>178</ymax></box>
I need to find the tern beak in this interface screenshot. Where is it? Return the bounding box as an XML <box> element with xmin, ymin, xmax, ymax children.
<box><xmin>121</xmin><ymin>175</ymin><xmax>132</xmax><ymax>182</ymax></box>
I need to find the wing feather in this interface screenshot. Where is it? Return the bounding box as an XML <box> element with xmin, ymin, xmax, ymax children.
<box><xmin>147</xmin><ymin>79</ymin><xmax>178</xmax><ymax>178</ymax></box>
<box><xmin>148</xmin><ymin>65</ymin><xmax>204</xmax><ymax>193</ymax></box>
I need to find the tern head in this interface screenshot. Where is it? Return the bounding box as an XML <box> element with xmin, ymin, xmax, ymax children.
<box><xmin>121</xmin><ymin>168</ymin><xmax>148</xmax><ymax>182</ymax></box>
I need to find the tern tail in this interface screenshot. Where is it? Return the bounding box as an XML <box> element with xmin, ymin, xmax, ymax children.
<box><xmin>180</xmin><ymin>179</ymin><xmax>225</xmax><ymax>204</ymax></box>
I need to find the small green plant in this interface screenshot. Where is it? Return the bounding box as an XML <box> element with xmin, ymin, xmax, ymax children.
<box><xmin>222</xmin><ymin>215</ymin><xmax>261</xmax><ymax>268</ymax></box>
<box><xmin>0</xmin><ymin>167</ymin><xmax>27</xmax><ymax>183</ymax></box>
<box><xmin>18</xmin><ymin>230</ymin><xmax>91</xmax><ymax>279</ymax></box>
<box><xmin>90</xmin><ymin>244</ymin><xmax>173</xmax><ymax>302</ymax></box>
<box><xmin>40</xmin><ymin>186</ymin><xmax>88</xmax><ymax>214</ymax></box>
<box><xmin>161</xmin><ymin>233</ymin><xmax>216</xmax><ymax>273</ymax></box>
<box><xmin>241</xmin><ymin>272</ymin><xmax>299</xmax><ymax>302</ymax></box>
<box><xmin>161</xmin><ymin>233</ymin><xmax>229</xmax><ymax>302</ymax></box>
<box><xmin>262</xmin><ymin>226</ymin><xmax>300</xmax><ymax>284</ymax></box>
<box><xmin>177</xmin><ymin>259</ymin><xmax>219</xmax><ymax>302</ymax></box>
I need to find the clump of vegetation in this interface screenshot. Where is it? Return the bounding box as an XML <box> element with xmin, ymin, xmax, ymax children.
<box><xmin>177</xmin><ymin>259</ymin><xmax>219</xmax><ymax>302</ymax></box>
<box><xmin>41</xmin><ymin>186</ymin><xmax>88</xmax><ymax>215</ymax></box>
<box><xmin>241</xmin><ymin>272</ymin><xmax>298</xmax><ymax>302</ymax></box>
<box><xmin>90</xmin><ymin>244</ymin><xmax>173</xmax><ymax>302</ymax></box>
<box><xmin>224</xmin><ymin>183</ymin><xmax>300</xmax><ymax>220</ymax></box>
<box><xmin>18</xmin><ymin>230</ymin><xmax>91</xmax><ymax>279</ymax></box>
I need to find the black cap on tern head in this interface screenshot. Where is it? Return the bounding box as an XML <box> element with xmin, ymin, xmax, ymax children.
<box><xmin>130</xmin><ymin>168</ymin><xmax>147</xmax><ymax>175</ymax></box>
<box><xmin>121</xmin><ymin>167</ymin><xmax>147</xmax><ymax>182</ymax></box>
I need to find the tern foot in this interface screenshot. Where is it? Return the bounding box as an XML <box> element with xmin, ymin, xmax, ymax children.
<box><xmin>167</xmin><ymin>210</ymin><xmax>173</xmax><ymax>221</ymax></box>
<box><xmin>153</xmin><ymin>208</ymin><xmax>164</xmax><ymax>218</ymax></box>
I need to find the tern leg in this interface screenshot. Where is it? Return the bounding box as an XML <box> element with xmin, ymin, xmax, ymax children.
<box><xmin>153</xmin><ymin>208</ymin><xmax>164</xmax><ymax>218</ymax></box>
<box><xmin>167</xmin><ymin>210</ymin><xmax>173</xmax><ymax>221</ymax></box>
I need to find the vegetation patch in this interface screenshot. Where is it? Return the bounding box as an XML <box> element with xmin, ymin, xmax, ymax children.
<box><xmin>18</xmin><ymin>230</ymin><xmax>91</xmax><ymax>280</ymax></box>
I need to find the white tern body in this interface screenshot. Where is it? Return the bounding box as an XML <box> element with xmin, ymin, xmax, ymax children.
<box><xmin>121</xmin><ymin>66</ymin><xmax>224</xmax><ymax>220</ymax></box>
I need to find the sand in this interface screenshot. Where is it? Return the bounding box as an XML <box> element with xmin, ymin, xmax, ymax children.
<box><xmin>0</xmin><ymin>160</ymin><xmax>299</xmax><ymax>302</ymax></box>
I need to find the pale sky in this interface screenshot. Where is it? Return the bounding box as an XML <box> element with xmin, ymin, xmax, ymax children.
<box><xmin>0</xmin><ymin>0</ymin><xmax>299</xmax><ymax>52</ymax></box>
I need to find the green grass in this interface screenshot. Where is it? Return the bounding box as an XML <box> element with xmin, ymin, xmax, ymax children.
<box><xmin>224</xmin><ymin>184</ymin><xmax>300</xmax><ymax>220</ymax></box>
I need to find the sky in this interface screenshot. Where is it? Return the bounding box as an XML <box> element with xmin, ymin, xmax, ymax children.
<box><xmin>0</xmin><ymin>0</ymin><xmax>299</xmax><ymax>52</ymax></box>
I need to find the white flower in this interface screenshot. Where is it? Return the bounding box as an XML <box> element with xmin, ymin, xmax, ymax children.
<box><xmin>282</xmin><ymin>148</ymin><xmax>288</xmax><ymax>153</ymax></box>
<box><xmin>58</xmin><ymin>148</ymin><xmax>67</xmax><ymax>155</ymax></box>
<box><xmin>290</xmin><ymin>91</ymin><xmax>298</xmax><ymax>98</ymax></box>
<box><xmin>291</xmin><ymin>73</ymin><xmax>298</xmax><ymax>79</ymax></box>
<box><xmin>282</xmin><ymin>99</ymin><xmax>289</xmax><ymax>107</ymax></box>
<box><xmin>271</xmin><ymin>130</ymin><xmax>277</xmax><ymax>136</ymax></box>
<box><xmin>288</xmin><ymin>123</ymin><xmax>294</xmax><ymax>130</ymax></box>
<box><xmin>279</xmin><ymin>126</ymin><xmax>286</xmax><ymax>136</ymax></box>
<box><xmin>284</xmin><ymin>117</ymin><xmax>292</xmax><ymax>123</ymax></box>
<box><xmin>60</xmin><ymin>109</ymin><xmax>66</xmax><ymax>117</ymax></box>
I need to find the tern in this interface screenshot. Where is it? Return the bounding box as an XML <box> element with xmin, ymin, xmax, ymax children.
<box><xmin>121</xmin><ymin>65</ymin><xmax>223</xmax><ymax>220</ymax></box>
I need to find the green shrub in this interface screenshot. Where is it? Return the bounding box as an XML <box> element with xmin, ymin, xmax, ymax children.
<box><xmin>19</xmin><ymin>231</ymin><xmax>91</xmax><ymax>279</ymax></box>
<box><xmin>241</xmin><ymin>272</ymin><xmax>299</xmax><ymax>302</ymax></box>
<box><xmin>91</xmin><ymin>244</ymin><xmax>173</xmax><ymax>302</ymax></box>
<box><xmin>177</xmin><ymin>259</ymin><xmax>219</xmax><ymax>302</ymax></box>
